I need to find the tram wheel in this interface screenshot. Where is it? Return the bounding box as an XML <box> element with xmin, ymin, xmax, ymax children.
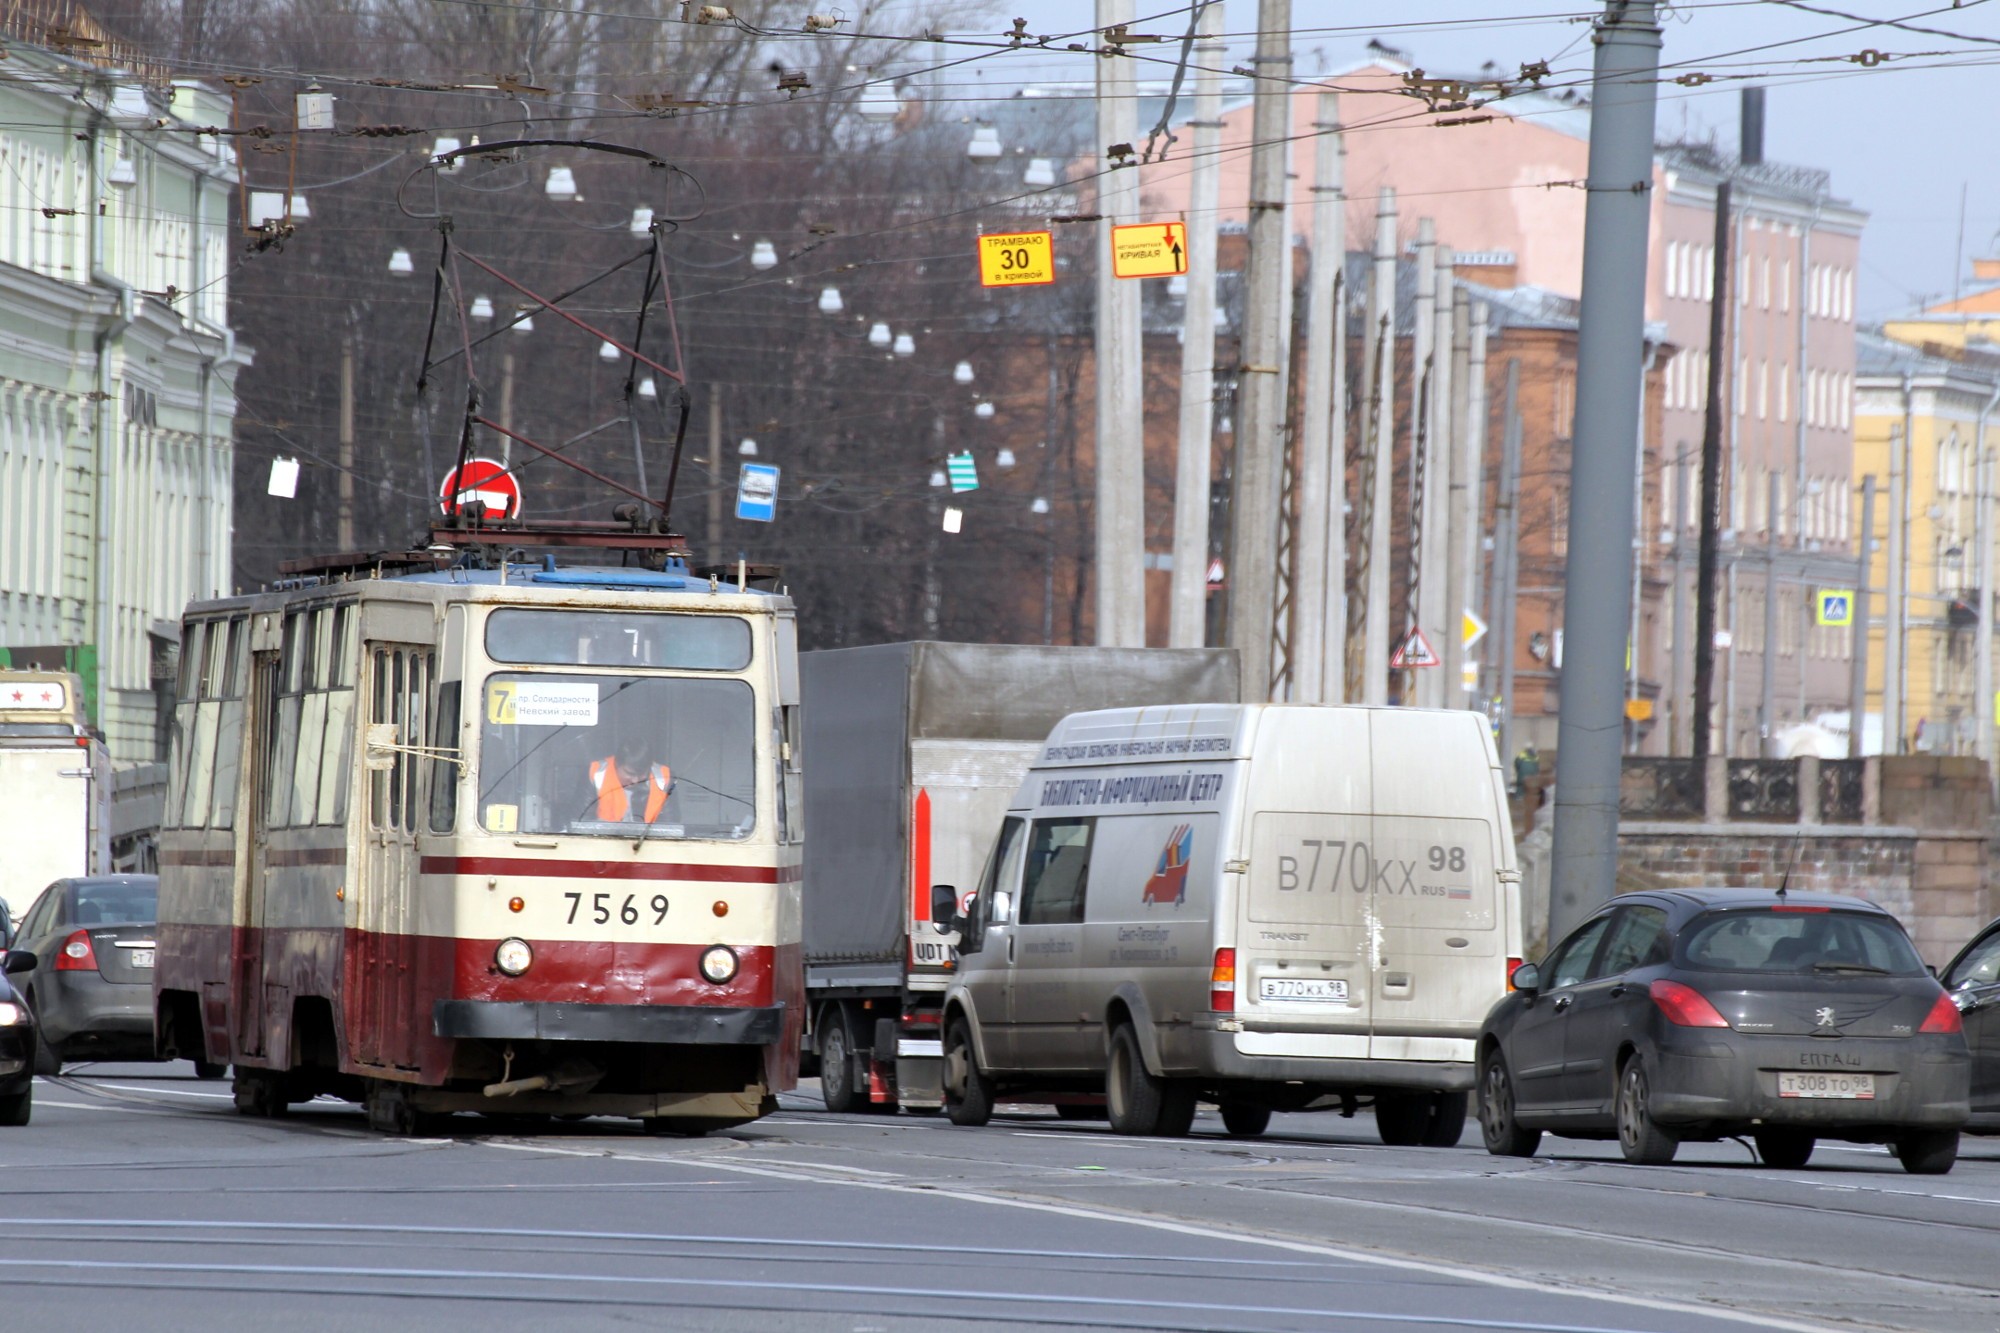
<box><xmin>233</xmin><ymin>1069</ymin><xmax>291</xmax><ymax>1118</ymax></box>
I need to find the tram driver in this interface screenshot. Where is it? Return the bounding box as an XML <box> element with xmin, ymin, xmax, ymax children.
<box><xmin>583</xmin><ymin>729</ymin><xmax>675</xmax><ymax>827</ymax></box>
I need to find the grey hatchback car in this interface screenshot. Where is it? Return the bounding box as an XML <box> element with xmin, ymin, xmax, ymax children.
<box><xmin>1478</xmin><ymin>889</ymin><xmax>1969</xmax><ymax>1174</ymax></box>
<box><xmin>11</xmin><ymin>875</ymin><xmax>177</xmax><ymax>1074</ymax></box>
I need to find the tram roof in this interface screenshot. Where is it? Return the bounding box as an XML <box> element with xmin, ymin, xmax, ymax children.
<box><xmin>191</xmin><ymin>559</ymin><xmax>789</xmax><ymax>615</ymax></box>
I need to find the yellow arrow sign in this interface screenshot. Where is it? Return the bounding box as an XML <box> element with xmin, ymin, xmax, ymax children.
<box><xmin>1111</xmin><ymin>221</ymin><xmax>1188</xmax><ymax>278</ymax></box>
<box><xmin>977</xmin><ymin>231</ymin><xmax>1055</xmax><ymax>287</ymax></box>
<box><xmin>1462</xmin><ymin>609</ymin><xmax>1487</xmax><ymax>649</ymax></box>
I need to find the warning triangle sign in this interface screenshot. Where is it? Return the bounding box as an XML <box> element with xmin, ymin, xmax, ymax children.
<box><xmin>1390</xmin><ymin>626</ymin><xmax>1441</xmax><ymax>669</ymax></box>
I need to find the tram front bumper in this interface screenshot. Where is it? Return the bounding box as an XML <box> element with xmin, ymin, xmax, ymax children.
<box><xmin>434</xmin><ymin>999</ymin><xmax>784</xmax><ymax>1046</ymax></box>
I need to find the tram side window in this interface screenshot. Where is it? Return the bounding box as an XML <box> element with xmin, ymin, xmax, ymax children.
<box><xmin>266</xmin><ymin>614</ymin><xmax>304</xmax><ymax>829</ymax></box>
<box><xmin>369</xmin><ymin>647</ymin><xmax>432</xmax><ymax>833</ymax></box>
<box><xmin>316</xmin><ymin>605</ymin><xmax>356</xmax><ymax>826</ymax></box>
<box><xmin>208</xmin><ymin>617</ymin><xmax>248</xmax><ymax>829</ymax></box>
<box><xmin>429</xmin><ymin>680</ymin><xmax>461</xmax><ymax>833</ymax></box>
<box><xmin>264</xmin><ymin>606</ymin><xmax>358</xmax><ymax>830</ymax></box>
<box><xmin>166</xmin><ymin>620</ymin><xmax>207</xmax><ymax>828</ymax></box>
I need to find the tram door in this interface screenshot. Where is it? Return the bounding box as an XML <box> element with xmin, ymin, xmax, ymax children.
<box><xmin>358</xmin><ymin>644</ymin><xmax>431</xmax><ymax>1070</ymax></box>
<box><xmin>233</xmin><ymin>645</ymin><xmax>281</xmax><ymax>1059</ymax></box>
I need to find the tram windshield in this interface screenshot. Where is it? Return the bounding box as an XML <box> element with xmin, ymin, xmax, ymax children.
<box><xmin>476</xmin><ymin>673</ymin><xmax>756</xmax><ymax>840</ymax></box>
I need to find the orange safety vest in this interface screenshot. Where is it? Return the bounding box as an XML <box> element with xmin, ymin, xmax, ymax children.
<box><xmin>588</xmin><ymin>757</ymin><xmax>671</xmax><ymax>822</ymax></box>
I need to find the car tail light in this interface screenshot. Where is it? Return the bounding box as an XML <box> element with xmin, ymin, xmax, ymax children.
<box><xmin>1919</xmin><ymin>991</ymin><xmax>1964</xmax><ymax>1035</ymax></box>
<box><xmin>1506</xmin><ymin>957</ymin><xmax>1524</xmax><ymax>991</ymax></box>
<box><xmin>1210</xmin><ymin>948</ymin><xmax>1236</xmax><ymax>1014</ymax></box>
<box><xmin>1649</xmin><ymin>978</ymin><xmax>1729</xmax><ymax>1028</ymax></box>
<box><xmin>55</xmin><ymin>929</ymin><xmax>98</xmax><ymax>972</ymax></box>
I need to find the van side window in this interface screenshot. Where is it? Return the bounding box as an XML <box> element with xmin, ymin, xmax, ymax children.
<box><xmin>1020</xmin><ymin>818</ymin><xmax>1094</xmax><ymax>927</ymax></box>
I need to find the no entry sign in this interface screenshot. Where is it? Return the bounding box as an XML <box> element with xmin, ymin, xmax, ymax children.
<box><xmin>439</xmin><ymin>457</ymin><xmax>523</xmax><ymax>519</ymax></box>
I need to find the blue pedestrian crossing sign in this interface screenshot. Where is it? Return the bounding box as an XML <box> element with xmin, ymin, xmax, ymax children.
<box><xmin>946</xmin><ymin>452</ymin><xmax>979</xmax><ymax>493</ymax></box>
<box><xmin>1815</xmin><ymin>589</ymin><xmax>1853</xmax><ymax>627</ymax></box>
<box><xmin>736</xmin><ymin>462</ymin><xmax>780</xmax><ymax>522</ymax></box>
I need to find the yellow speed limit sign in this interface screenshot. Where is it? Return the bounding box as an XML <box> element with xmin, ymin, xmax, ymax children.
<box><xmin>977</xmin><ymin>231</ymin><xmax>1055</xmax><ymax>287</ymax></box>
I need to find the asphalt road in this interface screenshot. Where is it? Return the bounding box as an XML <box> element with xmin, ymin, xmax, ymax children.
<box><xmin>4</xmin><ymin>1064</ymin><xmax>1995</xmax><ymax>1332</ymax></box>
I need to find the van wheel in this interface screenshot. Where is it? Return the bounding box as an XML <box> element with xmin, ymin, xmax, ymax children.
<box><xmin>1478</xmin><ymin>1053</ymin><xmax>1542</xmax><ymax>1157</ymax></box>
<box><xmin>1615</xmin><ymin>1055</ymin><xmax>1678</xmax><ymax>1165</ymax></box>
<box><xmin>1895</xmin><ymin>1130</ymin><xmax>1958</xmax><ymax>1175</ymax></box>
<box><xmin>1377</xmin><ymin>1092</ymin><xmax>1464</xmax><ymax>1147</ymax></box>
<box><xmin>942</xmin><ymin>1019</ymin><xmax>993</xmax><ymax>1128</ymax></box>
<box><xmin>818</xmin><ymin>1012</ymin><xmax>864</xmax><ymax>1114</ymax></box>
<box><xmin>1220</xmin><ymin>1102</ymin><xmax>1272</xmax><ymax>1138</ymax></box>
<box><xmin>1107</xmin><ymin>1024</ymin><xmax>1194</xmax><ymax>1137</ymax></box>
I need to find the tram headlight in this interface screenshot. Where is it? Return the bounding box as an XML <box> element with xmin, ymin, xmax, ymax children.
<box><xmin>494</xmin><ymin>937</ymin><xmax>534</xmax><ymax>977</ymax></box>
<box><xmin>699</xmin><ymin>945</ymin><xmax>738</xmax><ymax>985</ymax></box>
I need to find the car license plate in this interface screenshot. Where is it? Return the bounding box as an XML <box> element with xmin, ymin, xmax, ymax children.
<box><xmin>129</xmin><ymin>949</ymin><xmax>154</xmax><ymax>969</ymax></box>
<box><xmin>1778</xmin><ymin>1071</ymin><xmax>1874</xmax><ymax>1099</ymax></box>
<box><xmin>1258</xmin><ymin>977</ymin><xmax>1348</xmax><ymax>1003</ymax></box>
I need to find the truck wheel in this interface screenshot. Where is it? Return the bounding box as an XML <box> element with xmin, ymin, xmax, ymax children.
<box><xmin>1220</xmin><ymin>1102</ymin><xmax>1271</xmax><ymax>1137</ymax></box>
<box><xmin>818</xmin><ymin>1013</ymin><xmax>864</xmax><ymax>1114</ymax></box>
<box><xmin>942</xmin><ymin>1019</ymin><xmax>993</xmax><ymax>1127</ymax></box>
<box><xmin>1107</xmin><ymin>1024</ymin><xmax>1192</xmax><ymax>1137</ymax></box>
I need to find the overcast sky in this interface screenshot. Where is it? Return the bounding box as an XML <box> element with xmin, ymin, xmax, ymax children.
<box><xmin>905</xmin><ymin>2</ymin><xmax>2000</xmax><ymax>321</ymax></box>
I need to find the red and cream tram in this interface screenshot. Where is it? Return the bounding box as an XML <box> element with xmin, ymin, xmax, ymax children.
<box><xmin>153</xmin><ymin>557</ymin><xmax>804</xmax><ymax>1134</ymax></box>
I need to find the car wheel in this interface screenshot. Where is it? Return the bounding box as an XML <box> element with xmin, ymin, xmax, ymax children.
<box><xmin>32</xmin><ymin>1040</ymin><xmax>58</xmax><ymax>1077</ymax></box>
<box><xmin>1754</xmin><ymin>1129</ymin><xmax>1816</xmax><ymax>1169</ymax></box>
<box><xmin>0</xmin><ymin>1086</ymin><xmax>28</xmax><ymax>1126</ymax></box>
<box><xmin>818</xmin><ymin>1013</ymin><xmax>864</xmax><ymax>1114</ymax></box>
<box><xmin>1615</xmin><ymin>1054</ymin><xmax>1678</xmax><ymax>1165</ymax></box>
<box><xmin>1479</xmin><ymin>1053</ymin><xmax>1542</xmax><ymax>1157</ymax></box>
<box><xmin>942</xmin><ymin>1019</ymin><xmax>994</xmax><ymax>1128</ymax></box>
<box><xmin>192</xmin><ymin>1059</ymin><xmax>227</xmax><ymax>1081</ymax></box>
<box><xmin>1220</xmin><ymin>1102</ymin><xmax>1272</xmax><ymax>1138</ymax></box>
<box><xmin>1108</xmin><ymin>1023</ymin><xmax>1192</xmax><ymax>1136</ymax></box>
<box><xmin>1894</xmin><ymin>1129</ymin><xmax>1959</xmax><ymax>1176</ymax></box>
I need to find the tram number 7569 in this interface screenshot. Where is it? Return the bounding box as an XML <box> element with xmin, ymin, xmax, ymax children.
<box><xmin>564</xmin><ymin>891</ymin><xmax>670</xmax><ymax>925</ymax></box>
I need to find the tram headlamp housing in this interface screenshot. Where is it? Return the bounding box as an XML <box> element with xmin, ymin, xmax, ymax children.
<box><xmin>494</xmin><ymin>937</ymin><xmax>534</xmax><ymax>977</ymax></box>
<box><xmin>699</xmin><ymin>945</ymin><xmax>738</xmax><ymax>985</ymax></box>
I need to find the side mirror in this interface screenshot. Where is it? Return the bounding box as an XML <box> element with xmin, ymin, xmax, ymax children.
<box><xmin>1510</xmin><ymin>962</ymin><xmax>1541</xmax><ymax>995</ymax></box>
<box><xmin>4</xmin><ymin>950</ymin><xmax>38</xmax><ymax>975</ymax></box>
<box><xmin>930</xmin><ymin>883</ymin><xmax>958</xmax><ymax>931</ymax></box>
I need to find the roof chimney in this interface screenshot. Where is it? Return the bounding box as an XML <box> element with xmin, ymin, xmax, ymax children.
<box><xmin>1740</xmin><ymin>86</ymin><xmax>1765</xmax><ymax>168</ymax></box>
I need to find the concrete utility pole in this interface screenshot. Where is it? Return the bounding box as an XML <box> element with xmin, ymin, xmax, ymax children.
<box><xmin>1410</xmin><ymin>220</ymin><xmax>1436</xmax><ymax>522</ymax></box>
<box><xmin>1095</xmin><ymin>0</ymin><xmax>1146</xmax><ymax>648</ymax></box>
<box><xmin>1226</xmin><ymin>0</ymin><xmax>1293</xmax><ymax>698</ymax></box>
<box><xmin>1760</xmin><ymin>470</ymin><xmax>1781</xmax><ymax>753</ymax></box>
<box><xmin>338</xmin><ymin>338</ymin><xmax>355</xmax><ymax>551</ymax></box>
<box><xmin>1294</xmin><ymin>90</ymin><xmax>1345</xmax><ymax>702</ymax></box>
<box><xmin>1420</xmin><ymin>249</ymin><xmax>1456</xmax><ymax>707</ymax></box>
<box><xmin>1168</xmin><ymin>0</ymin><xmax>1225</xmax><ymax>649</ymax></box>
<box><xmin>1445</xmin><ymin>291</ymin><xmax>1480</xmax><ymax>706</ymax></box>
<box><xmin>1495</xmin><ymin>359</ymin><xmax>1523</xmax><ymax>767</ymax></box>
<box><xmin>707</xmin><ymin>391</ymin><xmax>724</xmax><ymax>567</ymax></box>
<box><xmin>1548</xmin><ymin>0</ymin><xmax>1662</xmax><ymax>943</ymax></box>
<box><xmin>1362</xmin><ymin>188</ymin><xmax>1398</xmax><ymax>705</ymax></box>
<box><xmin>1692</xmin><ymin>179</ymin><xmax>1732</xmax><ymax>768</ymax></box>
<box><xmin>1886</xmin><ymin>407</ymin><xmax>1909</xmax><ymax>754</ymax></box>
<box><xmin>1670</xmin><ymin>453</ymin><xmax>1690</xmax><ymax>750</ymax></box>
<box><xmin>1977</xmin><ymin>440</ymin><xmax>1996</xmax><ymax>768</ymax></box>
<box><xmin>1849</xmin><ymin>476</ymin><xmax>1874</xmax><ymax>758</ymax></box>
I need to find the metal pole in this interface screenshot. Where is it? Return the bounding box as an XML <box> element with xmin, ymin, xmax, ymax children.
<box><xmin>1454</xmin><ymin>295</ymin><xmax>1486</xmax><ymax>708</ymax></box>
<box><xmin>1496</xmin><ymin>359</ymin><xmax>1522</xmax><ymax>768</ymax></box>
<box><xmin>1671</xmin><ymin>453</ymin><xmax>1690</xmax><ymax>751</ymax></box>
<box><xmin>338</xmin><ymin>338</ymin><xmax>355</xmax><ymax>550</ymax></box>
<box><xmin>1293</xmin><ymin>89</ymin><xmax>1344</xmax><ymax>701</ymax></box>
<box><xmin>1095</xmin><ymin>0</ymin><xmax>1145</xmax><ymax>647</ymax></box>
<box><xmin>1760</xmin><ymin>470</ymin><xmax>1780</xmax><ymax>754</ymax></box>
<box><xmin>1692</xmin><ymin>179</ymin><xmax>1732</xmax><ymax>768</ymax></box>
<box><xmin>1548</xmin><ymin>0</ymin><xmax>1662</xmax><ymax>943</ymax></box>
<box><xmin>1849</xmin><ymin>476</ymin><xmax>1874</xmax><ymax>758</ymax></box>
<box><xmin>1421</xmin><ymin>248</ymin><xmax>1456</xmax><ymax>708</ymax></box>
<box><xmin>1226</xmin><ymin>0</ymin><xmax>1293</xmax><ymax>697</ymax></box>
<box><xmin>1979</xmin><ymin>420</ymin><xmax>1998</xmax><ymax>768</ymax></box>
<box><xmin>1410</xmin><ymin>221</ymin><xmax>1436</xmax><ymax>522</ymax></box>
<box><xmin>1627</xmin><ymin>346</ymin><xmax>1656</xmax><ymax>751</ymax></box>
<box><xmin>1443</xmin><ymin>287</ymin><xmax>1473</xmax><ymax>706</ymax></box>
<box><xmin>706</xmin><ymin>389</ymin><xmax>723</xmax><ymax>567</ymax></box>
<box><xmin>1887</xmin><ymin>407</ymin><xmax>1908</xmax><ymax>754</ymax></box>
<box><xmin>1168</xmin><ymin>0</ymin><xmax>1225</xmax><ymax>649</ymax></box>
<box><xmin>1362</xmin><ymin>188</ymin><xmax>1398</xmax><ymax>705</ymax></box>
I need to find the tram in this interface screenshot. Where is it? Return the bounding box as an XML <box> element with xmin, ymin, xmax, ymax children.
<box><xmin>152</xmin><ymin>554</ymin><xmax>805</xmax><ymax>1133</ymax></box>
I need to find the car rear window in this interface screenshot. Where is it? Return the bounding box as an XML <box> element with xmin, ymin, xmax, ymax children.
<box><xmin>68</xmin><ymin>879</ymin><xmax>158</xmax><ymax>926</ymax></box>
<box><xmin>1680</xmin><ymin>907</ymin><xmax>1925</xmax><ymax>975</ymax></box>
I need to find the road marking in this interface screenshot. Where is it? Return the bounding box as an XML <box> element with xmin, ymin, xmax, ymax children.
<box><xmin>483</xmin><ymin>1142</ymin><xmax>1838</xmax><ymax>1332</ymax></box>
<box><xmin>88</xmin><ymin>1083</ymin><xmax>234</xmax><ymax>1101</ymax></box>
<box><xmin>735</xmin><ymin>1156</ymin><xmax>903</xmax><ymax>1178</ymax></box>
<box><xmin>34</xmin><ymin>1100</ymin><xmax>188</xmax><ymax>1117</ymax></box>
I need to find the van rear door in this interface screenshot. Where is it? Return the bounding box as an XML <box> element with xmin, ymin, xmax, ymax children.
<box><xmin>1365</xmin><ymin>712</ymin><xmax>1506</xmax><ymax>1061</ymax></box>
<box><xmin>1238</xmin><ymin>709</ymin><xmax>1373</xmax><ymax>1058</ymax></box>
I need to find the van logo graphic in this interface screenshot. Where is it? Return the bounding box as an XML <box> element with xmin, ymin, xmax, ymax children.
<box><xmin>1142</xmin><ymin>824</ymin><xmax>1194</xmax><ymax>907</ymax></box>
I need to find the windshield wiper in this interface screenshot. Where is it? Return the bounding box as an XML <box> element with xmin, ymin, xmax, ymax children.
<box><xmin>1810</xmin><ymin>961</ymin><xmax>1893</xmax><ymax>974</ymax></box>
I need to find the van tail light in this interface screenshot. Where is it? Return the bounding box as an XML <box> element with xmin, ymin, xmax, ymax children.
<box><xmin>1505</xmin><ymin>957</ymin><xmax>1524</xmax><ymax>991</ymax></box>
<box><xmin>55</xmin><ymin>929</ymin><xmax>99</xmax><ymax>972</ymax></box>
<box><xmin>1648</xmin><ymin>978</ymin><xmax>1729</xmax><ymax>1028</ymax></box>
<box><xmin>1919</xmin><ymin>991</ymin><xmax>1964</xmax><ymax>1035</ymax></box>
<box><xmin>1210</xmin><ymin>948</ymin><xmax>1236</xmax><ymax>1014</ymax></box>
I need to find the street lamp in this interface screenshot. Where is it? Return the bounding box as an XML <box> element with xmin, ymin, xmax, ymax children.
<box><xmin>1023</xmin><ymin>157</ymin><xmax>1056</xmax><ymax>189</ymax></box>
<box><xmin>740</xmin><ymin>438</ymin><xmax>759</xmax><ymax>457</ymax></box>
<box><xmin>432</xmin><ymin>136</ymin><xmax>461</xmax><ymax>171</ymax></box>
<box><xmin>512</xmin><ymin>308</ymin><xmax>535</xmax><ymax>333</ymax></box>
<box><xmin>930</xmin><ymin>468</ymin><xmax>947</xmax><ymax>488</ymax></box>
<box><xmin>1031</xmin><ymin>497</ymin><xmax>1050</xmax><ymax>515</ymax></box>
<box><xmin>868</xmin><ymin>321</ymin><xmax>892</xmax><ymax>349</ymax></box>
<box><xmin>751</xmin><ymin>240</ymin><xmax>779</xmax><ymax>270</ymax></box>
<box><xmin>289</xmin><ymin>193</ymin><xmax>311</xmax><ymax>220</ymax></box>
<box><xmin>638</xmin><ymin>378</ymin><xmax>657</xmax><ymax>400</ymax></box>
<box><xmin>967</xmin><ymin>124</ymin><xmax>1001</xmax><ymax>163</ymax></box>
<box><xmin>599</xmin><ymin>340</ymin><xmax>621</xmax><ymax>361</ymax></box>
<box><xmin>893</xmin><ymin>332</ymin><xmax>915</xmax><ymax>358</ymax></box>
<box><xmin>997</xmin><ymin>448</ymin><xmax>1016</xmax><ymax>468</ymax></box>
<box><xmin>974</xmin><ymin>401</ymin><xmax>995</xmax><ymax>419</ymax></box>
<box><xmin>953</xmin><ymin>361</ymin><xmax>974</xmax><ymax>385</ymax></box>
<box><xmin>818</xmin><ymin>286</ymin><xmax>843</xmax><ymax>314</ymax></box>
<box><xmin>469</xmin><ymin>295</ymin><xmax>494</xmax><ymax>321</ymax></box>
<box><xmin>387</xmin><ymin>248</ymin><xmax>414</xmax><ymax>277</ymax></box>
<box><xmin>630</xmin><ymin>206</ymin><xmax>654</xmax><ymax>235</ymax></box>
<box><xmin>857</xmin><ymin>80</ymin><xmax>901</xmax><ymax>121</ymax></box>
<box><xmin>545</xmin><ymin>166</ymin><xmax>578</xmax><ymax>201</ymax></box>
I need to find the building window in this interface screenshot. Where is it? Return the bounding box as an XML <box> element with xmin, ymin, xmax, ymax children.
<box><xmin>1777</xmin><ymin>361</ymin><xmax>1788</xmax><ymax>423</ymax></box>
<box><xmin>1780</xmin><ymin>258</ymin><xmax>1791</xmax><ymax>313</ymax></box>
<box><xmin>1757</xmin><ymin>359</ymin><xmax>1769</xmax><ymax>421</ymax></box>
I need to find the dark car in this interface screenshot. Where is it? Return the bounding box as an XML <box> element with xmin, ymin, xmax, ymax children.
<box><xmin>1939</xmin><ymin>918</ymin><xmax>2000</xmax><ymax>1133</ymax></box>
<box><xmin>11</xmin><ymin>875</ymin><xmax>182</xmax><ymax>1075</ymax></box>
<box><xmin>1477</xmin><ymin>889</ymin><xmax>1969</xmax><ymax>1174</ymax></box>
<box><xmin>0</xmin><ymin>950</ymin><xmax>38</xmax><ymax>1123</ymax></box>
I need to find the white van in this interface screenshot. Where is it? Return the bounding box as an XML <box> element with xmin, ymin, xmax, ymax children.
<box><xmin>938</xmin><ymin>702</ymin><xmax>1523</xmax><ymax>1144</ymax></box>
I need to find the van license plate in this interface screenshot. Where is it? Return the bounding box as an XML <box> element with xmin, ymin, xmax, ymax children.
<box><xmin>1778</xmin><ymin>1071</ymin><xmax>1874</xmax><ymax>1099</ymax></box>
<box><xmin>1258</xmin><ymin>977</ymin><xmax>1348</xmax><ymax>1003</ymax></box>
<box><xmin>129</xmin><ymin>950</ymin><xmax>154</xmax><ymax>969</ymax></box>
